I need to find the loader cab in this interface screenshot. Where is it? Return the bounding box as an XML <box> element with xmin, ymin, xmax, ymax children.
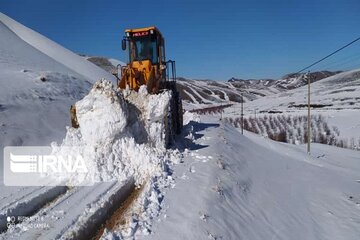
<box><xmin>118</xmin><ymin>26</ymin><xmax>176</xmax><ymax>93</ymax></box>
<box><xmin>122</xmin><ymin>27</ymin><xmax>165</xmax><ymax>66</ymax></box>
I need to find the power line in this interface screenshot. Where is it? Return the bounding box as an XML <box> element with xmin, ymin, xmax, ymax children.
<box><xmin>296</xmin><ymin>36</ymin><xmax>360</xmax><ymax>74</ymax></box>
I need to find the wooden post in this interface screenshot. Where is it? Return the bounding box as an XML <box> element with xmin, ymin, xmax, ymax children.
<box><xmin>220</xmin><ymin>103</ymin><xmax>223</xmax><ymax>121</ymax></box>
<box><xmin>307</xmin><ymin>72</ymin><xmax>311</xmax><ymax>154</ymax></box>
<box><xmin>241</xmin><ymin>95</ymin><xmax>244</xmax><ymax>135</ymax></box>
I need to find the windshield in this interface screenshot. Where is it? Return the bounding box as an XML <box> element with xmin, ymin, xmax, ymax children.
<box><xmin>130</xmin><ymin>36</ymin><xmax>158</xmax><ymax>64</ymax></box>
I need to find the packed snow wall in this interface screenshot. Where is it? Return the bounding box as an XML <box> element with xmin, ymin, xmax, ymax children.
<box><xmin>51</xmin><ymin>79</ymin><xmax>173</xmax><ymax>185</ymax></box>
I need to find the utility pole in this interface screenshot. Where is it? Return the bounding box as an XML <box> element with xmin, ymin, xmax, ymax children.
<box><xmin>241</xmin><ymin>95</ymin><xmax>244</xmax><ymax>135</ymax></box>
<box><xmin>220</xmin><ymin>103</ymin><xmax>223</xmax><ymax>121</ymax></box>
<box><xmin>307</xmin><ymin>71</ymin><xmax>311</xmax><ymax>154</ymax></box>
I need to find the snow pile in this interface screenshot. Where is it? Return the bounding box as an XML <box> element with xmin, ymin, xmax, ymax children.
<box><xmin>122</xmin><ymin>85</ymin><xmax>172</xmax><ymax>149</ymax></box>
<box><xmin>75</xmin><ymin>80</ymin><xmax>128</xmax><ymax>144</ymax></box>
<box><xmin>52</xmin><ymin>79</ymin><xmax>174</xmax><ymax>186</ymax></box>
<box><xmin>46</xmin><ymin>79</ymin><xmax>181</xmax><ymax>237</ymax></box>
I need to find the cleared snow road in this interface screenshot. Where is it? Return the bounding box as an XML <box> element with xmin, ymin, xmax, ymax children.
<box><xmin>1</xmin><ymin>179</ymin><xmax>134</xmax><ymax>240</ymax></box>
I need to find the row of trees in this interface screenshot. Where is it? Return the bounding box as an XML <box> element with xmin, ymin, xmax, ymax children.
<box><xmin>224</xmin><ymin>114</ymin><xmax>359</xmax><ymax>150</ymax></box>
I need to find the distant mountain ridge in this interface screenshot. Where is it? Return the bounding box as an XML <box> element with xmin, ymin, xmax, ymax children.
<box><xmin>79</xmin><ymin>55</ymin><xmax>126</xmax><ymax>74</ymax></box>
<box><xmin>175</xmin><ymin>71</ymin><xmax>340</xmax><ymax>104</ymax></box>
<box><xmin>229</xmin><ymin>70</ymin><xmax>342</xmax><ymax>90</ymax></box>
<box><xmin>82</xmin><ymin>55</ymin><xmax>345</xmax><ymax>104</ymax></box>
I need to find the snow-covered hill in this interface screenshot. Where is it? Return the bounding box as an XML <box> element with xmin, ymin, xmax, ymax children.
<box><xmin>0</xmin><ymin>12</ymin><xmax>115</xmax><ymax>150</ymax></box>
<box><xmin>0</xmin><ymin>13</ymin><xmax>114</xmax><ymax>82</ymax></box>
<box><xmin>178</xmin><ymin>71</ymin><xmax>340</xmax><ymax>105</ymax></box>
<box><xmin>0</xmin><ymin>12</ymin><xmax>115</xmax><ymax>232</ymax></box>
<box><xmin>80</xmin><ymin>55</ymin><xmax>126</xmax><ymax>74</ymax></box>
<box><xmin>229</xmin><ymin>71</ymin><xmax>341</xmax><ymax>90</ymax></box>
<box><xmin>177</xmin><ymin>77</ymin><xmax>279</xmax><ymax>105</ymax></box>
<box><xmin>243</xmin><ymin>69</ymin><xmax>360</xmax><ymax>112</ymax></box>
<box><xmin>275</xmin><ymin>71</ymin><xmax>342</xmax><ymax>90</ymax></box>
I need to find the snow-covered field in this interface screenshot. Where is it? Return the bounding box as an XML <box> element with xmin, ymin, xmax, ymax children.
<box><xmin>1</xmin><ymin>11</ymin><xmax>360</xmax><ymax>240</ymax></box>
<box><xmin>143</xmin><ymin>116</ymin><xmax>360</xmax><ymax>240</ymax></box>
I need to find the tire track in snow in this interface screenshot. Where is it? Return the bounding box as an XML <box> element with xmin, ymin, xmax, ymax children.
<box><xmin>94</xmin><ymin>184</ymin><xmax>145</xmax><ymax>239</ymax></box>
<box><xmin>0</xmin><ymin>179</ymin><xmax>135</xmax><ymax>239</ymax></box>
<box><xmin>0</xmin><ymin>186</ymin><xmax>68</xmax><ymax>233</ymax></box>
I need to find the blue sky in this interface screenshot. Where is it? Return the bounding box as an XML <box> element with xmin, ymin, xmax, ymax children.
<box><xmin>1</xmin><ymin>0</ymin><xmax>360</xmax><ymax>80</ymax></box>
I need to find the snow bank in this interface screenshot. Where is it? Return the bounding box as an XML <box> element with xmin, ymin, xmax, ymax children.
<box><xmin>75</xmin><ymin>80</ymin><xmax>128</xmax><ymax>144</ymax></box>
<box><xmin>52</xmin><ymin>79</ymin><xmax>174</xmax><ymax>185</ymax></box>
<box><xmin>45</xmin><ymin>79</ymin><xmax>180</xmax><ymax>237</ymax></box>
<box><xmin>122</xmin><ymin>85</ymin><xmax>172</xmax><ymax>149</ymax></box>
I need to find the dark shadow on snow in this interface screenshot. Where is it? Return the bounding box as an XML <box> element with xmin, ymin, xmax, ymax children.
<box><xmin>175</xmin><ymin>120</ymin><xmax>220</xmax><ymax>151</ymax></box>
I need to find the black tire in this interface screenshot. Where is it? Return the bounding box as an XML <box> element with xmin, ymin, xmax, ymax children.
<box><xmin>174</xmin><ymin>92</ymin><xmax>183</xmax><ymax>134</ymax></box>
<box><xmin>165</xmin><ymin>94</ymin><xmax>175</xmax><ymax>149</ymax></box>
<box><xmin>160</xmin><ymin>81</ymin><xmax>183</xmax><ymax>147</ymax></box>
<box><xmin>164</xmin><ymin>109</ymin><xmax>171</xmax><ymax>149</ymax></box>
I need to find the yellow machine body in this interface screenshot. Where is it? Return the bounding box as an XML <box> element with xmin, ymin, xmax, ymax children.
<box><xmin>118</xmin><ymin>26</ymin><xmax>166</xmax><ymax>93</ymax></box>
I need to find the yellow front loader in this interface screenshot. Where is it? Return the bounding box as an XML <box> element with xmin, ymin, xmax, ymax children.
<box><xmin>71</xmin><ymin>26</ymin><xmax>182</xmax><ymax>147</ymax></box>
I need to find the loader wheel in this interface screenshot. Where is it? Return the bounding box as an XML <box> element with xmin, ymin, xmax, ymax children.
<box><xmin>164</xmin><ymin>112</ymin><xmax>170</xmax><ymax>149</ymax></box>
<box><xmin>174</xmin><ymin>92</ymin><xmax>183</xmax><ymax>134</ymax></box>
<box><xmin>164</xmin><ymin>99</ymin><xmax>174</xmax><ymax>149</ymax></box>
<box><xmin>160</xmin><ymin>81</ymin><xmax>183</xmax><ymax>147</ymax></box>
